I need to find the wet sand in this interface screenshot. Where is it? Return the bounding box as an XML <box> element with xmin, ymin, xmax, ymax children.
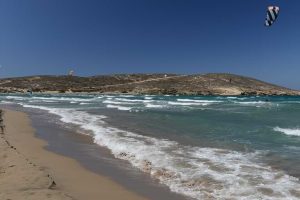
<box><xmin>26</xmin><ymin>107</ymin><xmax>187</xmax><ymax>200</ymax></box>
<box><xmin>0</xmin><ymin>109</ymin><xmax>147</xmax><ymax>200</ymax></box>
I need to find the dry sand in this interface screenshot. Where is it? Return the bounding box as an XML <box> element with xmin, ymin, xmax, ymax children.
<box><xmin>0</xmin><ymin>109</ymin><xmax>147</xmax><ymax>200</ymax></box>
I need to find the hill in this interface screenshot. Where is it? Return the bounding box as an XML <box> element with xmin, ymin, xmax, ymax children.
<box><xmin>0</xmin><ymin>73</ymin><xmax>299</xmax><ymax>96</ymax></box>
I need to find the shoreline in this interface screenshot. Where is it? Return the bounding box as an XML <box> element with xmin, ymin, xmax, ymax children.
<box><xmin>1</xmin><ymin>95</ymin><xmax>300</xmax><ymax>199</ymax></box>
<box><xmin>0</xmin><ymin>109</ymin><xmax>147</xmax><ymax>200</ymax></box>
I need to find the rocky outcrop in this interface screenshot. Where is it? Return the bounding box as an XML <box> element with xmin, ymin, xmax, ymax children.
<box><xmin>0</xmin><ymin>73</ymin><xmax>299</xmax><ymax>96</ymax></box>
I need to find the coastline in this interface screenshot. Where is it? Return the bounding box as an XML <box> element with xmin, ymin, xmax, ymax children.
<box><xmin>2</xmin><ymin>91</ymin><xmax>300</xmax><ymax>96</ymax></box>
<box><xmin>1</xmin><ymin>73</ymin><xmax>299</xmax><ymax>96</ymax></box>
<box><xmin>1</xmin><ymin>94</ymin><xmax>300</xmax><ymax>199</ymax></box>
<box><xmin>0</xmin><ymin>109</ymin><xmax>147</xmax><ymax>200</ymax></box>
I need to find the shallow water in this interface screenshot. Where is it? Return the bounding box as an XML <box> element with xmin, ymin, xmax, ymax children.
<box><xmin>1</xmin><ymin>94</ymin><xmax>300</xmax><ymax>200</ymax></box>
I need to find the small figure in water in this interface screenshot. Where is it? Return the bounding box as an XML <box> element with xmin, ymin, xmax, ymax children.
<box><xmin>27</xmin><ymin>89</ymin><xmax>33</xmax><ymax>96</ymax></box>
<box><xmin>265</xmin><ymin>99</ymin><xmax>270</xmax><ymax>102</ymax></box>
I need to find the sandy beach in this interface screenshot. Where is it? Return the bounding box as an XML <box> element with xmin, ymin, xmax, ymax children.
<box><xmin>0</xmin><ymin>109</ymin><xmax>147</xmax><ymax>200</ymax></box>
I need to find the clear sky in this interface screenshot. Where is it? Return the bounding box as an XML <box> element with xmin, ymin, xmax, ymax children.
<box><xmin>1</xmin><ymin>0</ymin><xmax>300</xmax><ymax>89</ymax></box>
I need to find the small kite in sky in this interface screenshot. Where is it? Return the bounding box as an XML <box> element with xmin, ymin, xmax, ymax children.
<box><xmin>265</xmin><ymin>6</ymin><xmax>280</xmax><ymax>27</ymax></box>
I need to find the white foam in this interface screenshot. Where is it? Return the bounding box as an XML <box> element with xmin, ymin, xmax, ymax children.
<box><xmin>144</xmin><ymin>96</ymin><xmax>153</xmax><ymax>100</ymax></box>
<box><xmin>119</xmin><ymin>95</ymin><xmax>136</xmax><ymax>97</ymax></box>
<box><xmin>234</xmin><ymin>101</ymin><xmax>269</xmax><ymax>105</ymax></box>
<box><xmin>115</xmin><ymin>98</ymin><xmax>153</xmax><ymax>103</ymax></box>
<box><xmin>21</xmin><ymin>104</ymin><xmax>53</xmax><ymax>110</ymax></box>
<box><xmin>31</xmin><ymin>96</ymin><xmax>96</xmax><ymax>102</ymax></box>
<box><xmin>0</xmin><ymin>100</ymin><xmax>14</xmax><ymax>104</ymax></box>
<box><xmin>226</xmin><ymin>96</ymin><xmax>237</xmax><ymax>99</ymax></box>
<box><xmin>41</xmin><ymin>100</ymin><xmax>57</xmax><ymax>103</ymax></box>
<box><xmin>106</xmin><ymin>104</ymin><xmax>132</xmax><ymax>111</ymax></box>
<box><xmin>177</xmin><ymin>99</ymin><xmax>222</xmax><ymax>103</ymax></box>
<box><xmin>168</xmin><ymin>101</ymin><xmax>211</xmax><ymax>106</ymax></box>
<box><xmin>28</xmin><ymin>99</ymin><xmax>58</xmax><ymax>103</ymax></box>
<box><xmin>274</xmin><ymin>127</ymin><xmax>300</xmax><ymax>137</ymax></box>
<box><xmin>6</xmin><ymin>96</ymin><xmax>26</xmax><ymax>100</ymax></box>
<box><xmin>103</xmin><ymin>100</ymin><xmax>135</xmax><ymax>105</ymax></box>
<box><xmin>145</xmin><ymin>104</ymin><xmax>165</xmax><ymax>108</ymax></box>
<box><xmin>18</xmin><ymin>103</ymin><xmax>300</xmax><ymax>200</ymax></box>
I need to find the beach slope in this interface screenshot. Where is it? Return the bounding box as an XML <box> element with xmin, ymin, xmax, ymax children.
<box><xmin>0</xmin><ymin>109</ymin><xmax>147</xmax><ymax>200</ymax></box>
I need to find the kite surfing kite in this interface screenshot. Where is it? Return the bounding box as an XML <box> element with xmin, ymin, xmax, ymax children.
<box><xmin>265</xmin><ymin>6</ymin><xmax>280</xmax><ymax>27</ymax></box>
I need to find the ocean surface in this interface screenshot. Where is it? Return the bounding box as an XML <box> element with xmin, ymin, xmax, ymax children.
<box><xmin>1</xmin><ymin>94</ymin><xmax>300</xmax><ymax>200</ymax></box>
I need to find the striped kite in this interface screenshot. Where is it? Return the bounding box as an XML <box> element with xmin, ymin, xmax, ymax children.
<box><xmin>265</xmin><ymin>6</ymin><xmax>280</xmax><ymax>27</ymax></box>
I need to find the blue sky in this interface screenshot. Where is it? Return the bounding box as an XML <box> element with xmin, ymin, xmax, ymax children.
<box><xmin>1</xmin><ymin>0</ymin><xmax>300</xmax><ymax>89</ymax></box>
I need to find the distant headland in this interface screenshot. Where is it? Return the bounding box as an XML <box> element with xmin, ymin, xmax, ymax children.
<box><xmin>0</xmin><ymin>73</ymin><xmax>299</xmax><ymax>96</ymax></box>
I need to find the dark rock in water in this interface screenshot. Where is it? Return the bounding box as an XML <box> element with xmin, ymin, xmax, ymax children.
<box><xmin>0</xmin><ymin>73</ymin><xmax>299</xmax><ymax>96</ymax></box>
<box><xmin>241</xmin><ymin>91</ymin><xmax>257</xmax><ymax>96</ymax></box>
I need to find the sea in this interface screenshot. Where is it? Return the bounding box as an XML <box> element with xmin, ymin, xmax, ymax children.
<box><xmin>1</xmin><ymin>94</ymin><xmax>300</xmax><ymax>200</ymax></box>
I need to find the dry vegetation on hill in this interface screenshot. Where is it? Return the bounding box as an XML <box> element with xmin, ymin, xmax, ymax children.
<box><xmin>0</xmin><ymin>73</ymin><xmax>299</xmax><ymax>96</ymax></box>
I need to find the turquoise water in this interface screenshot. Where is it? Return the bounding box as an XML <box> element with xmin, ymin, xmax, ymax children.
<box><xmin>1</xmin><ymin>94</ymin><xmax>300</xmax><ymax>199</ymax></box>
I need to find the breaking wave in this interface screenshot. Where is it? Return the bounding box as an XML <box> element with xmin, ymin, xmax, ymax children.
<box><xmin>168</xmin><ymin>101</ymin><xmax>212</xmax><ymax>106</ymax></box>
<box><xmin>274</xmin><ymin>127</ymin><xmax>300</xmax><ymax>137</ymax></box>
<box><xmin>145</xmin><ymin>104</ymin><xmax>166</xmax><ymax>108</ymax></box>
<box><xmin>106</xmin><ymin>104</ymin><xmax>132</xmax><ymax>111</ymax></box>
<box><xmin>16</xmin><ymin>104</ymin><xmax>300</xmax><ymax>200</ymax></box>
<box><xmin>234</xmin><ymin>101</ymin><xmax>270</xmax><ymax>105</ymax></box>
<box><xmin>103</xmin><ymin>100</ymin><xmax>135</xmax><ymax>105</ymax></box>
<box><xmin>115</xmin><ymin>98</ymin><xmax>153</xmax><ymax>103</ymax></box>
<box><xmin>177</xmin><ymin>99</ymin><xmax>222</xmax><ymax>103</ymax></box>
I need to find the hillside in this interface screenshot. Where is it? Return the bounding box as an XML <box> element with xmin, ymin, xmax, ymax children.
<box><xmin>0</xmin><ymin>73</ymin><xmax>299</xmax><ymax>96</ymax></box>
